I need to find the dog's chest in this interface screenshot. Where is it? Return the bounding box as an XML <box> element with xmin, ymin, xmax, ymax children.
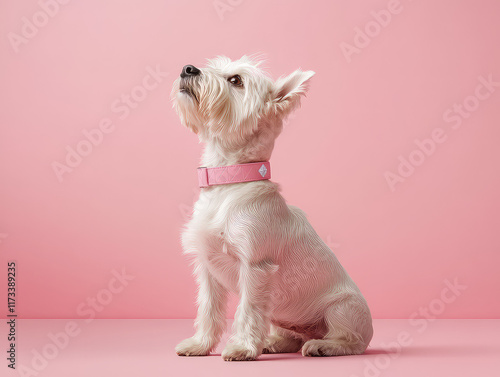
<box><xmin>189</xmin><ymin>191</ymin><xmax>242</xmax><ymax>291</ymax></box>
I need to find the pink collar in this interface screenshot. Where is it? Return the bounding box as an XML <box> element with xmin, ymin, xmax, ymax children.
<box><xmin>197</xmin><ymin>161</ymin><xmax>271</xmax><ymax>188</ymax></box>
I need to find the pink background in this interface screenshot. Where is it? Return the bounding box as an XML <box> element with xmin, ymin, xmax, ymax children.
<box><xmin>1</xmin><ymin>0</ymin><xmax>499</xmax><ymax>320</ymax></box>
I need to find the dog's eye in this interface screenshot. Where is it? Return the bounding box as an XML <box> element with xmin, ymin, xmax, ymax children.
<box><xmin>228</xmin><ymin>75</ymin><xmax>243</xmax><ymax>87</ymax></box>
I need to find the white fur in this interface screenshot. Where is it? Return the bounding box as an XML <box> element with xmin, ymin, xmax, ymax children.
<box><xmin>172</xmin><ymin>56</ymin><xmax>373</xmax><ymax>361</ymax></box>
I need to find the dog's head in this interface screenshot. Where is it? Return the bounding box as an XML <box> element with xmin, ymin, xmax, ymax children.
<box><xmin>172</xmin><ymin>56</ymin><xmax>314</xmax><ymax>147</ymax></box>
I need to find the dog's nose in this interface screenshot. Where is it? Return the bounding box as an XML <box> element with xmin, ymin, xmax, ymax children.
<box><xmin>181</xmin><ymin>65</ymin><xmax>201</xmax><ymax>78</ymax></box>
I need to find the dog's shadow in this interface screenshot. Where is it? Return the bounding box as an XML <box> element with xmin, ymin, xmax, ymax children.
<box><xmin>209</xmin><ymin>348</ymin><xmax>397</xmax><ymax>362</ymax></box>
<box><xmin>207</xmin><ymin>340</ymin><xmax>500</xmax><ymax>361</ymax></box>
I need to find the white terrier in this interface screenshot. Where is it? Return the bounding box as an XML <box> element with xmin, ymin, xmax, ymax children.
<box><xmin>172</xmin><ymin>56</ymin><xmax>373</xmax><ymax>361</ymax></box>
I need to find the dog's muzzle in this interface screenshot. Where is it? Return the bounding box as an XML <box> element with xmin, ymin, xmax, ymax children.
<box><xmin>180</xmin><ymin>65</ymin><xmax>200</xmax><ymax>78</ymax></box>
<box><xmin>179</xmin><ymin>65</ymin><xmax>200</xmax><ymax>101</ymax></box>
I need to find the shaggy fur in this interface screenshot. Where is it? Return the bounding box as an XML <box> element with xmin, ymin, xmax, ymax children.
<box><xmin>172</xmin><ymin>56</ymin><xmax>373</xmax><ymax>361</ymax></box>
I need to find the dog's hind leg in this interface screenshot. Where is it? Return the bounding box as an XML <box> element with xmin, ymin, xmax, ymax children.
<box><xmin>302</xmin><ymin>297</ymin><xmax>373</xmax><ymax>357</ymax></box>
<box><xmin>262</xmin><ymin>325</ymin><xmax>304</xmax><ymax>354</ymax></box>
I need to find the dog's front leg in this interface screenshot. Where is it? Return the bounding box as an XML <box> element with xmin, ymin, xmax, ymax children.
<box><xmin>222</xmin><ymin>260</ymin><xmax>277</xmax><ymax>361</ymax></box>
<box><xmin>176</xmin><ymin>260</ymin><xmax>228</xmax><ymax>356</ymax></box>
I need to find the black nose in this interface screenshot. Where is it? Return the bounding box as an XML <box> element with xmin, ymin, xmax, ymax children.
<box><xmin>181</xmin><ymin>65</ymin><xmax>201</xmax><ymax>78</ymax></box>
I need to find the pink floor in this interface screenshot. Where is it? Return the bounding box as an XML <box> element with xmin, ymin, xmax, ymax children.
<box><xmin>3</xmin><ymin>319</ymin><xmax>499</xmax><ymax>377</ymax></box>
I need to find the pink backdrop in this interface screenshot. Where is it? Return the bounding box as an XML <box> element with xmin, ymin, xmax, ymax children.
<box><xmin>1</xmin><ymin>0</ymin><xmax>499</xmax><ymax>320</ymax></box>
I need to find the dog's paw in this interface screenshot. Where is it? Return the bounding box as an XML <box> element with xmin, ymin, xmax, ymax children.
<box><xmin>302</xmin><ymin>339</ymin><xmax>334</xmax><ymax>357</ymax></box>
<box><xmin>175</xmin><ymin>337</ymin><xmax>211</xmax><ymax>356</ymax></box>
<box><xmin>222</xmin><ymin>342</ymin><xmax>258</xmax><ymax>361</ymax></box>
<box><xmin>262</xmin><ymin>335</ymin><xmax>303</xmax><ymax>354</ymax></box>
<box><xmin>302</xmin><ymin>339</ymin><xmax>355</xmax><ymax>357</ymax></box>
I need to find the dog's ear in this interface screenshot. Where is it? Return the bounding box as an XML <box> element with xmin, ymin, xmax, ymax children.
<box><xmin>272</xmin><ymin>70</ymin><xmax>315</xmax><ymax>116</ymax></box>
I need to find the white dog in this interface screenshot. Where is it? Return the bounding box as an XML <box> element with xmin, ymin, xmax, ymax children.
<box><xmin>172</xmin><ymin>56</ymin><xmax>373</xmax><ymax>361</ymax></box>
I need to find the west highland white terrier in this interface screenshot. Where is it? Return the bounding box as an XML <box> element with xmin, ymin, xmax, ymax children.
<box><xmin>172</xmin><ymin>56</ymin><xmax>373</xmax><ymax>361</ymax></box>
